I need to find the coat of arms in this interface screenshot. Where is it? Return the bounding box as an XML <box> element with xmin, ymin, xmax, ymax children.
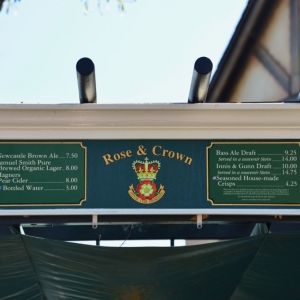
<box><xmin>128</xmin><ymin>157</ymin><xmax>165</xmax><ymax>204</ymax></box>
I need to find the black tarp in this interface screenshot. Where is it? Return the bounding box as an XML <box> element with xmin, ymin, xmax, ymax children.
<box><xmin>1</xmin><ymin>233</ymin><xmax>300</xmax><ymax>299</ymax></box>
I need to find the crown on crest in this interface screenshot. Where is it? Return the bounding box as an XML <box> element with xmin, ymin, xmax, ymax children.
<box><xmin>132</xmin><ymin>157</ymin><xmax>161</xmax><ymax>182</ymax></box>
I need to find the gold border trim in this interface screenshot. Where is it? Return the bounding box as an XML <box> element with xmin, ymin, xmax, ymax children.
<box><xmin>0</xmin><ymin>142</ymin><xmax>87</xmax><ymax>207</ymax></box>
<box><xmin>206</xmin><ymin>142</ymin><xmax>300</xmax><ymax>206</ymax></box>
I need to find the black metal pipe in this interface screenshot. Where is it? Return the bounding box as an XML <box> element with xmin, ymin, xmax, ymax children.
<box><xmin>76</xmin><ymin>57</ymin><xmax>97</xmax><ymax>103</ymax></box>
<box><xmin>188</xmin><ymin>57</ymin><xmax>213</xmax><ymax>103</ymax></box>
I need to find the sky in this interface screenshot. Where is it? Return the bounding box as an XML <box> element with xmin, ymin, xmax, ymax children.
<box><xmin>1</xmin><ymin>0</ymin><xmax>247</xmax><ymax>247</ymax></box>
<box><xmin>0</xmin><ymin>0</ymin><xmax>248</xmax><ymax>105</ymax></box>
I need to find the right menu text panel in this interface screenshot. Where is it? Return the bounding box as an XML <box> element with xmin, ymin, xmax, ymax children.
<box><xmin>207</xmin><ymin>142</ymin><xmax>300</xmax><ymax>205</ymax></box>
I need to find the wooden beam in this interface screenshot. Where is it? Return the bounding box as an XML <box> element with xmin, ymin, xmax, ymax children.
<box><xmin>290</xmin><ymin>0</ymin><xmax>300</xmax><ymax>94</ymax></box>
<box><xmin>22</xmin><ymin>224</ymin><xmax>256</xmax><ymax>240</ymax></box>
<box><xmin>254</xmin><ymin>43</ymin><xmax>290</xmax><ymax>93</ymax></box>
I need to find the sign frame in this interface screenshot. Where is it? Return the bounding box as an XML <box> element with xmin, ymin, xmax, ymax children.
<box><xmin>1</xmin><ymin>103</ymin><xmax>300</xmax><ymax>216</ymax></box>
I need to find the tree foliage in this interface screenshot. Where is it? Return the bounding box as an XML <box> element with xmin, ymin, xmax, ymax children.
<box><xmin>0</xmin><ymin>0</ymin><xmax>134</xmax><ymax>14</ymax></box>
<box><xmin>0</xmin><ymin>0</ymin><xmax>20</xmax><ymax>14</ymax></box>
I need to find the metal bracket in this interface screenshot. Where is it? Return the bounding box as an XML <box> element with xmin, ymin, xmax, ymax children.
<box><xmin>197</xmin><ymin>214</ymin><xmax>202</xmax><ymax>229</ymax></box>
<box><xmin>92</xmin><ymin>215</ymin><xmax>98</xmax><ymax>229</ymax></box>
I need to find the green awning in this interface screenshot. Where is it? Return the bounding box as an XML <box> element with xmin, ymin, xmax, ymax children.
<box><xmin>1</xmin><ymin>233</ymin><xmax>300</xmax><ymax>299</ymax></box>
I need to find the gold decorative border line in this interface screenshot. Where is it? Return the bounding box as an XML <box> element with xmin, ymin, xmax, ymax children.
<box><xmin>0</xmin><ymin>142</ymin><xmax>87</xmax><ymax>207</ymax></box>
<box><xmin>206</xmin><ymin>142</ymin><xmax>300</xmax><ymax>206</ymax></box>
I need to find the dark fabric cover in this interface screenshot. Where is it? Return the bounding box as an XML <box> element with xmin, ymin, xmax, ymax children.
<box><xmin>1</xmin><ymin>233</ymin><xmax>300</xmax><ymax>299</ymax></box>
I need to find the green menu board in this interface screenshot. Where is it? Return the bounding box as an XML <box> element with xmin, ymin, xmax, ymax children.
<box><xmin>207</xmin><ymin>142</ymin><xmax>300</xmax><ymax>206</ymax></box>
<box><xmin>0</xmin><ymin>143</ymin><xmax>86</xmax><ymax>206</ymax></box>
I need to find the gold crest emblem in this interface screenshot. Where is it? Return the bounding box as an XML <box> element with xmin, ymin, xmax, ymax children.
<box><xmin>128</xmin><ymin>157</ymin><xmax>165</xmax><ymax>204</ymax></box>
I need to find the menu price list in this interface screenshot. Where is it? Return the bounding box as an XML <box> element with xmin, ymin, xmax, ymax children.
<box><xmin>207</xmin><ymin>143</ymin><xmax>300</xmax><ymax>205</ymax></box>
<box><xmin>0</xmin><ymin>143</ymin><xmax>86</xmax><ymax>206</ymax></box>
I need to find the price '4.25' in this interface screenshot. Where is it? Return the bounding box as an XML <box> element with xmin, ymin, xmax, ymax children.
<box><xmin>285</xmin><ymin>181</ymin><xmax>297</xmax><ymax>187</ymax></box>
